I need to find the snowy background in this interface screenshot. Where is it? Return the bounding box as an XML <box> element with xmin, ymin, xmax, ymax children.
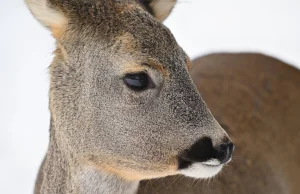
<box><xmin>0</xmin><ymin>0</ymin><xmax>299</xmax><ymax>193</ymax></box>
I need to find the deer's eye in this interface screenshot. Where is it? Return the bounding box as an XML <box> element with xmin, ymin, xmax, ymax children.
<box><xmin>124</xmin><ymin>72</ymin><xmax>151</xmax><ymax>91</ymax></box>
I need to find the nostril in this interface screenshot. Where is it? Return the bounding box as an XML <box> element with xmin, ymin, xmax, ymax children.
<box><xmin>228</xmin><ymin>142</ymin><xmax>235</xmax><ymax>152</ymax></box>
<box><xmin>215</xmin><ymin>142</ymin><xmax>234</xmax><ymax>164</ymax></box>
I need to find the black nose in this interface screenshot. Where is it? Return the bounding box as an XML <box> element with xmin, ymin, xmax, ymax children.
<box><xmin>178</xmin><ymin>137</ymin><xmax>234</xmax><ymax>169</ymax></box>
<box><xmin>214</xmin><ymin>142</ymin><xmax>234</xmax><ymax>164</ymax></box>
<box><xmin>178</xmin><ymin>137</ymin><xmax>215</xmax><ymax>169</ymax></box>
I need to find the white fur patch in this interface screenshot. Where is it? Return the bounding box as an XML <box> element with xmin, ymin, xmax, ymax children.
<box><xmin>202</xmin><ymin>159</ymin><xmax>221</xmax><ymax>166</ymax></box>
<box><xmin>25</xmin><ymin>0</ymin><xmax>67</xmax><ymax>28</ymax></box>
<box><xmin>180</xmin><ymin>162</ymin><xmax>223</xmax><ymax>178</ymax></box>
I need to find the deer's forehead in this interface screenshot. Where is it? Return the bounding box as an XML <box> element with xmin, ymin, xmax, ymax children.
<box><xmin>112</xmin><ymin>33</ymin><xmax>187</xmax><ymax>74</ymax></box>
<box><xmin>56</xmin><ymin>1</ymin><xmax>188</xmax><ymax>71</ymax></box>
<box><xmin>64</xmin><ymin>23</ymin><xmax>186</xmax><ymax>71</ymax></box>
<box><xmin>60</xmin><ymin>0</ymin><xmax>176</xmax><ymax>43</ymax></box>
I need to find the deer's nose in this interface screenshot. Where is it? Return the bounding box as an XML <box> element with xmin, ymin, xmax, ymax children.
<box><xmin>178</xmin><ymin>137</ymin><xmax>234</xmax><ymax>169</ymax></box>
<box><xmin>214</xmin><ymin>142</ymin><xmax>234</xmax><ymax>164</ymax></box>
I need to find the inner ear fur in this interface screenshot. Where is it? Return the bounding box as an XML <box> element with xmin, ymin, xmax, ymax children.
<box><xmin>25</xmin><ymin>0</ymin><xmax>68</xmax><ymax>38</ymax></box>
<box><xmin>139</xmin><ymin>0</ymin><xmax>177</xmax><ymax>21</ymax></box>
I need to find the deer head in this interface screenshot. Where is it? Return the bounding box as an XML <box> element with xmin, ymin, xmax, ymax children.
<box><xmin>25</xmin><ymin>0</ymin><xmax>233</xmax><ymax>192</ymax></box>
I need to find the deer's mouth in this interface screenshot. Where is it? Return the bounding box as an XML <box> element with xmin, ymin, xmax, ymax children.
<box><xmin>180</xmin><ymin>162</ymin><xmax>223</xmax><ymax>178</ymax></box>
<box><xmin>178</xmin><ymin>157</ymin><xmax>223</xmax><ymax>178</ymax></box>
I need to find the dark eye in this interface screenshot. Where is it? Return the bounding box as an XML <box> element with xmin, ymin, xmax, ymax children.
<box><xmin>124</xmin><ymin>72</ymin><xmax>151</xmax><ymax>91</ymax></box>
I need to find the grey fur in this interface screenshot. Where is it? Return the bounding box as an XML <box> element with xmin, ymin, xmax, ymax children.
<box><xmin>25</xmin><ymin>0</ymin><xmax>229</xmax><ymax>193</ymax></box>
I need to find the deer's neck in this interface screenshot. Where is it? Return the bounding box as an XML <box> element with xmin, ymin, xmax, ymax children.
<box><xmin>38</xmin><ymin>131</ymin><xmax>139</xmax><ymax>194</ymax></box>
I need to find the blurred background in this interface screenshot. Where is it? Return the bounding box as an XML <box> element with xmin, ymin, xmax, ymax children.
<box><xmin>0</xmin><ymin>0</ymin><xmax>299</xmax><ymax>193</ymax></box>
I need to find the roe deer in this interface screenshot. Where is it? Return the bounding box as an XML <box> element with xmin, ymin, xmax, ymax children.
<box><xmin>25</xmin><ymin>0</ymin><xmax>233</xmax><ymax>194</ymax></box>
<box><xmin>139</xmin><ymin>53</ymin><xmax>300</xmax><ymax>194</ymax></box>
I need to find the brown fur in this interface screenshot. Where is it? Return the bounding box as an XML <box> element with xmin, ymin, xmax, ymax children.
<box><xmin>139</xmin><ymin>53</ymin><xmax>300</xmax><ymax>194</ymax></box>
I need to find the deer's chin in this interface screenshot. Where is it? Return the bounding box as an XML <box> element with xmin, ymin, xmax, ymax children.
<box><xmin>179</xmin><ymin>162</ymin><xmax>223</xmax><ymax>179</ymax></box>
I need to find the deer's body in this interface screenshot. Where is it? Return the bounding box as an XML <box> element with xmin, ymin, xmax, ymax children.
<box><xmin>139</xmin><ymin>53</ymin><xmax>300</xmax><ymax>194</ymax></box>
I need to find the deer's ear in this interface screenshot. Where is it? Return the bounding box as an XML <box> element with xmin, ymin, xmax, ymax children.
<box><xmin>25</xmin><ymin>0</ymin><xmax>68</xmax><ymax>38</ymax></box>
<box><xmin>139</xmin><ymin>0</ymin><xmax>177</xmax><ymax>21</ymax></box>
